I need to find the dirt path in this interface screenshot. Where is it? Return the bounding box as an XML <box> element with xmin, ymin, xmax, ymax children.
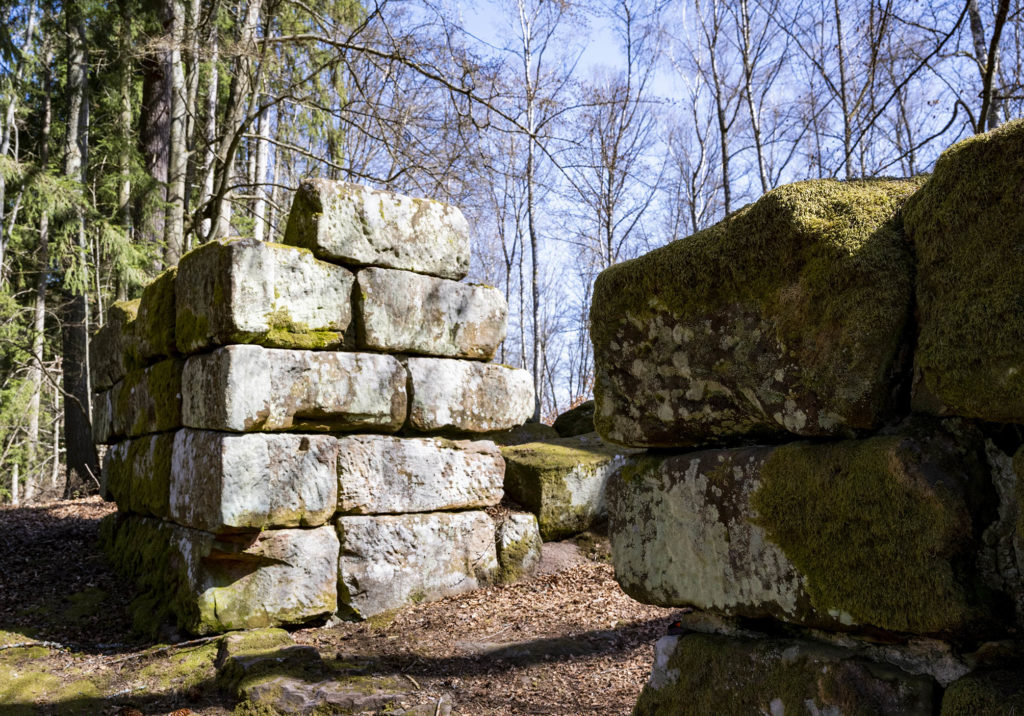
<box><xmin>0</xmin><ymin>498</ymin><xmax>677</xmax><ymax>715</ymax></box>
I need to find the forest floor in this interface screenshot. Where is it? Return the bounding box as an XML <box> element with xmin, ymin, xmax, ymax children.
<box><xmin>0</xmin><ymin>497</ymin><xmax>678</xmax><ymax>715</ymax></box>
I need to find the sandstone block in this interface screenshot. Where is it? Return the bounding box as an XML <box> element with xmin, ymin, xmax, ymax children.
<box><xmin>335</xmin><ymin>435</ymin><xmax>503</xmax><ymax>514</ymax></box>
<box><xmin>905</xmin><ymin>119</ymin><xmax>1024</xmax><ymax>421</ymax></box>
<box><xmin>101</xmin><ymin>433</ymin><xmax>174</xmax><ymax>517</ymax></box>
<box><xmin>495</xmin><ymin>512</ymin><xmax>542</xmax><ymax>584</ymax></box>
<box><xmin>607</xmin><ymin>420</ymin><xmax>1010</xmax><ymax>637</ymax></box>
<box><xmin>285</xmin><ymin>179</ymin><xmax>470</xmax><ymax>279</ymax></box>
<box><xmin>356</xmin><ymin>267</ymin><xmax>506</xmax><ymax>359</ymax></box>
<box><xmin>406</xmin><ymin>357</ymin><xmax>532</xmax><ymax>433</ymax></box>
<box><xmin>591</xmin><ymin>178</ymin><xmax>921</xmax><ymax>448</ymax></box>
<box><xmin>176</xmin><ymin>238</ymin><xmax>354</xmax><ymax>354</ymax></box>
<box><xmin>92</xmin><ymin>388</ymin><xmax>116</xmax><ymax>445</ymax></box>
<box><xmin>552</xmin><ymin>400</ymin><xmax>595</xmax><ymax>437</ymax></box>
<box><xmin>170</xmin><ymin>430</ymin><xmax>338</xmax><ymax>532</ymax></box>
<box><xmin>113</xmin><ymin>358</ymin><xmax>184</xmax><ymax>439</ymax></box>
<box><xmin>102</xmin><ymin>514</ymin><xmax>339</xmax><ymax>634</ymax></box>
<box><xmin>182</xmin><ymin>345</ymin><xmax>406</xmax><ymax>432</ymax></box>
<box><xmin>502</xmin><ymin>433</ymin><xmax>638</xmax><ymax>540</ymax></box>
<box><xmin>90</xmin><ymin>299</ymin><xmax>139</xmax><ymax>391</ymax></box>
<box><xmin>635</xmin><ymin>633</ymin><xmax>934</xmax><ymax>716</ymax></box>
<box><xmin>336</xmin><ymin>512</ymin><xmax>497</xmax><ymax>618</ymax></box>
<box><xmin>485</xmin><ymin>422</ymin><xmax>559</xmax><ymax>446</ymax></box>
<box><xmin>135</xmin><ymin>267</ymin><xmax>177</xmax><ymax>361</ymax></box>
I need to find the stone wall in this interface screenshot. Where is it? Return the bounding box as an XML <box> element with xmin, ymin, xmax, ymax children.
<box><xmin>592</xmin><ymin>120</ymin><xmax>1024</xmax><ymax>713</ymax></box>
<box><xmin>93</xmin><ymin>181</ymin><xmax>541</xmax><ymax>635</ymax></box>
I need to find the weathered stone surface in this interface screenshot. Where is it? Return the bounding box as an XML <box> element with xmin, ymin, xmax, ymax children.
<box><xmin>905</xmin><ymin>120</ymin><xmax>1024</xmax><ymax>422</ymax></box>
<box><xmin>90</xmin><ymin>299</ymin><xmax>139</xmax><ymax>391</ymax></box>
<box><xmin>495</xmin><ymin>512</ymin><xmax>542</xmax><ymax>584</ymax></box>
<box><xmin>502</xmin><ymin>433</ymin><xmax>638</xmax><ymax>541</ymax></box>
<box><xmin>552</xmin><ymin>400</ymin><xmax>595</xmax><ymax>437</ymax></box>
<box><xmin>608</xmin><ymin>420</ymin><xmax>1008</xmax><ymax>637</ymax></box>
<box><xmin>101</xmin><ymin>513</ymin><xmax>339</xmax><ymax>634</ymax></box>
<box><xmin>176</xmin><ymin>238</ymin><xmax>354</xmax><ymax>354</ymax></box>
<box><xmin>335</xmin><ymin>435</ymin><xmax>503</xmax><ymax>514</ymax></box>
<box><xmin>92</xmin><ymin>387</ymin><xmax>116</xmax><ymax>445</ymax></box>
<box><xmin>591</xmin><ymin>178</ymin><xmax>921</xmax><ymax>448</ymax></box>
<box><xmin>101</xmin><ymin>433</ymin><xmax>174</xmax><ymax>517</ymax></box>
<box><xmin>113</xmin><ymin>358</ymin><xmax>184</xmax><ymax>439</ymax></box>
<box><xmin>941</xmin><ymin>669</ymin><xmax>1024</xmax><ymax>715</ymax></box>
<box><xmin>634</xmin><ymin>633</ymin><xmax>935</xmax><ymax>716</ymax></box>
<box><xmin>242</xmin><ymin>676</ymin><xmax>405</xmax><ymax>715</ymax></box>
<box><xmin>135</xmin><ymin>267</ymin><xmax>177</xmax><ymax>362</ymax></box>
<box><xmin>356</xmin><ymin>267</ymin><xmax>506</xmax><ymax>359</ymax></box>
<box><xmin>284</xmin><ymin>179</ymin><xmax>470</xmax><ymax>279</ymax></box>
<box><xmin>170</xmin><ymin>429</ymin><xmax>338</xmax><ymax>532</ymax></box>
<box><xmin>336</xmin><ymin>512</ymin><xmax>498</xmax><ymax>618</ymax></box>
<box><xmin>406</xmin><ymin>357</ymin><xmax>533</xmax><ymax>434</ymax></box>
<box><xmin>182</xmin><ymin>345</ymin><xmax>406</xmax><ymax>432</ymax></box>
<box><xmin>485</xmin><ymin>422</ymin><xmax>560</xmax><ymax>446</ymax></box>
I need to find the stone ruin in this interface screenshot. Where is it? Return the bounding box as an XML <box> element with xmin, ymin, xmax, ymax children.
<box><xmin>592</xmin><ymin>119</ymin><xmax>1024</xmax><ymax>712</ymax></box>
<box><xmin>91</xmin><ymin>179</ymin><xmax>546</xmax><ymax>635</ymax></box>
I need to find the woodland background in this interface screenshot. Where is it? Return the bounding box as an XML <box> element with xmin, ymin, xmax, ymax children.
<box><xmin>0</xmin><ymin>0</ymin><xmax>1019</xmax><ymax>503</ymax></box>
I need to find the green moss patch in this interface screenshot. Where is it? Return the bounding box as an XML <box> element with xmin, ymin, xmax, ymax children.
<box><xmin>941</xmin><ymin>670</ymin><xmax>1024</xmax><ymax>715</ymax></box>
<box><xmin>905</xmin><ymin>119</ymin><xmax>1024</xmax><ymax>420</ymax></box>
<box><xmin>135</xmin><ymin>266</ymin><xmax>178</xmax><ymax>362</ymax></box>
<box><xmin>752</xmin><ymin>432</ymin><xmax>979</xmax><ymax>634</ymax></box>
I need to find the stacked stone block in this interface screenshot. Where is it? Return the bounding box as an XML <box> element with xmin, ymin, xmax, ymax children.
<box><xmin>94</xmin><ymin>180</ymin><xmax>535</xmax><ymax>634</ymax></box>
<box><xmin>592</xmin><ymin>121</ymin><xmax>1024</xmax><ymax>714</ymax></box>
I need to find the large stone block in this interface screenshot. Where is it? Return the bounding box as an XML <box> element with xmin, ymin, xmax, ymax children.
<box><xmin>336</xmin><ymin>512</ymin><xmax>498</xmax><ymax>618</ymax></box>
<box><xmin>634</xmin><ymin>633</ymin><xmax>935</xmax><ymax>716</ymax></box>
<box><xmin>176</xmin><ymin>238</ymin><xmax>354</xmax><ymax>354</ymax></box>
<box><xmin>182</xmin><ymin>345</ymin><xmax>406</xmax><ymax>432</ymax></box>
<box><xmin>170</xmin><ymin>430</ymin><xmax>338</xmax><ymax>532</ymax></box>
<box><xmin>113</xmin><ymin>358</ymin><xmax>184</xmax><ymax>439</ymax></box>
<box><xmin>335</xmin><ymin>435</ymin><xmax>503</xmax><ymax>514</ymax></box>
<box><xmin>590</xmin><ymin>178</ymin><xmax>920</xmax><ymax>448</ymax></box>
<box><xmin>607</xmin><ymin>420</ymin><xmax>1011</xmax><ymax>637</ymax></box>
<box><xmin>135</xmin><ymin>267</ymin><xmax>177</xmax><ymax>362</ymax></box>
<box><xmin>101</xmin><ymin>433</ymin><xmax>174</xmax><ymax>517</ymax></box>
<box><xmin>284</xmin><ymin>179</ymin><xmax>470</xmax><ymax>279</ymax></box>
<box><xmin>356</xmin><ymin>267</ymin><xmax>506</xmax><ymax>359</ymax></box>
<box><xmin>905</xmin><ymin>119</ymin><xmax>1024</xmax><ymax>422</ymax></box>
<box><xmin>101</xmin><ymin>514</ymin><xmax>339</xmax><ymax>635</ymax></box>
<box><xmin>90</xmin><ymin>299</ymin><xmax>139</xmax><ymax>391</ymax></box>
<box><xmin>406</xmin><ymin>357</ymin><xmax>533</xmax><ymax>433</ymax></box>
<box><xmin>502</xmin><ymin>433</ymin><xmax>639</xmax><ymax>540</ymax></box>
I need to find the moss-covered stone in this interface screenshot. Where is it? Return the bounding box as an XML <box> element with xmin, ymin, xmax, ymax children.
<box><xmin>175</xmin><ymin>238</ymin><xmax>352</xmax><ymax>355</ymax></box>
<box><xmin>905</xmin><ymin>119</ymin><xmax>1024</xmax><ymax>421</ymax></box>
<box><xmin>634</xmin><ymin>633</ymin><xmax>934</xmax><ymax>716</ymax></box>
<box><xmin>494</xmin><ymin>512</ymin><xmax>542</xmax><ymax>584</ymax></box>
<box><xmin>89</xmin><ymin>298</ymin><xmax>140</xmax><ymax>391</ymax></box>
<box><xmin>134</xmin><ymin>267</ymin><xmax>177</xmax><ymax>362</ymax></box>
<box><xmin>101</xmin><ymin>513</ymin><xmax>339</xmax><ymax>636</ymax></box>
<box><xmin>484</xmin><ymin>421</ymin><xmax>559</xmax><ymax>446</ymax></box>
<box><xmin>552</xmin><ymin>400</ymin><xmax>595</xmax><ymax>437</ymax></box>
<box><xmin>941</xmin><ymin>668</ymin><xmax>1024</xmax><ymax>715</ymax></box>
<box><xmin>502</xmin><ymin>434</ymin><xmax>638</xmax><ymax>540</ymax></box>
<box><xmin>102</xmin><ymin>433</ymin><xmax>174</xmax><ymax>517</ymax></box>
<box><xmin>112</xmin><ymin>358</ymin><xmax>183</xmax><ymax>439</ymax></box>
<box><xmin>591</xmin><ymin>178</ymin><xmax>922</xmax><ymax>448</ymax></box>
<box><xmin>608</xmin><ymin>420</ymin><xmax>1006</xmax><ymax>638</ymax></box>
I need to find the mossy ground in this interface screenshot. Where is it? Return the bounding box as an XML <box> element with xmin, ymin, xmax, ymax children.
<box><xmin>905</xmin><ymin>118</ymin><xmax>1024</xmax><ymax>420</ymax></box>
<box><xmin>751</xmin><ymin>433</ymin><xmax>977</xmax><ymax>634</ymax></box>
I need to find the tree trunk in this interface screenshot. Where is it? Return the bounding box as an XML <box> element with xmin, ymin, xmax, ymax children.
<box><xmin>61</xmin><ymin>1</ymin><xmax>98</xmax><ymax>498</ymax></box>
<box><xmin>199</xmin><ymin>29</ymin><xmax>219</xmax><ymax>240</ymax></box>
<box><xmin>165</xmin><ymin>0</ymin><xmax>187</xmax><ymax>265</ymax></box>
<box><xmin>139</xmin><ymin>11</ymin><xmax>171</xmax><ymax>262</ymax></box>
<box><xmin>253</xmin><ymin>105</ymin><xmax>270</xmax><ymax>241</ymax></box>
